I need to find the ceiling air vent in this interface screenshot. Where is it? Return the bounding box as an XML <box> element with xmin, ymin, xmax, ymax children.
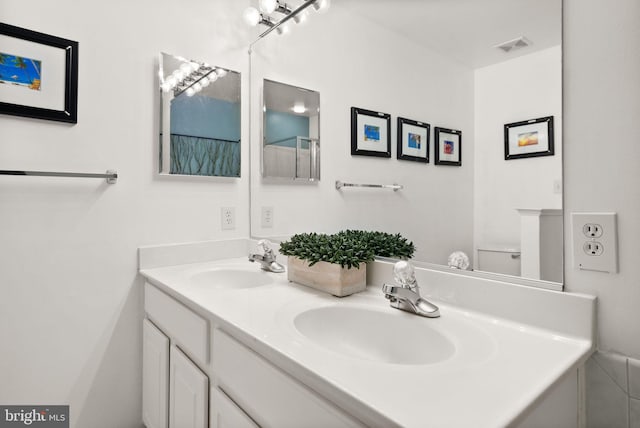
<box><xmin>494</xmin><ymin>36</ymin><xmax>532</xmax><ymax>53</ymax></box>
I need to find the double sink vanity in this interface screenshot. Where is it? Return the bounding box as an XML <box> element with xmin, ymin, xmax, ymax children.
<box><xmin>139</xmin><ymin>239</ymin><xmax>595</xmax><ymax>428</ymax></box>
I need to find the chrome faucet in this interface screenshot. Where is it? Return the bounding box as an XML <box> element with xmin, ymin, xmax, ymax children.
<box><xmin>382</xmin><ymin>261</ymin><xmax>440</xmax><ymax>318</ymax></box>
<box><xmin>248</xmin><ymin>239</ymin><xmax>286</xmax><ymax>273</ymax></box>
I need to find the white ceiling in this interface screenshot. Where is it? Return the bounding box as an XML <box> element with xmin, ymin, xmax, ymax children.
<box><xmin>264</xmin><ymin>79</ymin><xmax>320</xmax><ymax>116</ymax></box>
<box><xmin>338</xmin><ymin>0</ymin><xmax>561</xmax><ymax>69</ymax></box>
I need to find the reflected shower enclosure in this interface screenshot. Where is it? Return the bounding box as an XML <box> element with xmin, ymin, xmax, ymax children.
<box><xmin>159</xmin><ymin>52</ymin><xmax>241</xmax><ymax>177</ymax></box>
<box><xmin>262</xmin><ymin>79</ymin><xmax>320</xmax><ymax>181</ymax></box>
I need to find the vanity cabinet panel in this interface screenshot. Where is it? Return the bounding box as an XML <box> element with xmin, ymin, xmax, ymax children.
<box><xmin>145</xmin><ymin>282</ymin><xmax>209</xmax><ymax>365</ymax></box>
<box><xmin>169</xmin><ymin>345</ymin><xmax>209</xmax><ymax>428</ymax></box>
<box><xmin>210</xmin><ymin>387</ymin><xmax>259</xmax><ymax>428</ymax></box>
<box><xmin>212</xmin><ymin>329</ymin><xmax>364</xmax><ymax>428</ymax></box>
<box><xmin>142</xmin><ymin>319</ymin><xmax>169</xmax><ymax>428</ymax></box>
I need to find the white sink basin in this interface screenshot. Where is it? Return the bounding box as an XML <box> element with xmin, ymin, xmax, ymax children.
<box><xmin>189</xmin><ymin>268</ymin><xmax>273</xmax><ymax>289</ymax></box>
<box><xmin>294</xmin><ymin>306</ymin><xmax>456</xmax><ymax>365</ymax></box>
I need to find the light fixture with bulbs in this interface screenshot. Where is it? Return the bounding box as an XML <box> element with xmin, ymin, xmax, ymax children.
<box><xmin>243</xmin><ymin>0</ymin><xmax>330</xmax><ymax>39</ymax></box>
<box><xmin>160</xmin><ymin>59</ymin><xmax>230</xmax><ymax>98</ymax></box>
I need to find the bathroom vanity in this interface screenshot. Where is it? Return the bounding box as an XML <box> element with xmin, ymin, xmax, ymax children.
<box><xmin>139</xmin><ymin>239</ymin><xmax>595</xmax><ymax>428</ymax></box>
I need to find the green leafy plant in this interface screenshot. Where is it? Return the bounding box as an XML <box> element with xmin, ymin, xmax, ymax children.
<box><xmin>279</xmin><ymin>230</ymin><xmax>415</xmax><ymax>269</ymax></box>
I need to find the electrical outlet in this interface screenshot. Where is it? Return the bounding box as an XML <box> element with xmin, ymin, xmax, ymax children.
<box><xmin>583</xmin><ymin>241</ymin><xmax>604</xmax><ymax>256</ymax></box>
<box><xmin>221</xmin><ymin>207</ymin><xmax>235</xmax><ymax>230</ymax></box>
<box><xmin>571</xmin><ymin>212</ymin><xmax>617</xmax><ymax>273</ymax></box>
<box><xmin>261</xmin><ymin>206</ymin><xmax>274</xmax><ymax>228</ymax></box>
<box><xmin>582</xmin><ymin>223</ymin><xmax>603</xmax><ymax>238</ymax></box>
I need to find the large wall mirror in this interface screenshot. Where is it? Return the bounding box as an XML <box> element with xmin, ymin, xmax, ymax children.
<box><xmin>248</xmin><ymin>0</ymin><xmax>562</xmax><ymax>290</ymax></box>
<box><xmin>159</xmin><ymin>52</ymin><xmax>241</xmax><ymax>177</ymax></box>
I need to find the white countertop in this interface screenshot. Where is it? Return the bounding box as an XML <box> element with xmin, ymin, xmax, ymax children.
<box><xmin>140</xmin><ymin>256</ymin><xmax>594</xmax><ymax>428</ymax></box>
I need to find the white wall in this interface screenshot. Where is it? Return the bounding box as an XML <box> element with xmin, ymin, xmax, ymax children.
<box><xmin>564</xmin><ymin>0</ymin><xmax>640</xmax><ymax>360</ymax></box>
<box><xmin>474</xmin><ymin>46</ymin><xmax>562</xmax><ymax>253</ymax></box>
<box><xmin>250</xmin><ymin>7</ymin><xmax>475</xmax><ymax>264</ymax></box>
<box><xmin>564</xmin><ymin>2</ymin><xmax>640</xmax><ymax>425</ymax></box>
<box><xmin>0</xmin><ymin>1</ymin><xmax>251</xmax><ymax>427</ymax></box>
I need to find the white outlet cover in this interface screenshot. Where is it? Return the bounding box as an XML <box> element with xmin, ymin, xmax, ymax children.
<box><xmin>571</xmin><ymin>212</ymin><xmax>617</xmax><ymax>273</ymax></box>
<box><xmin>221</xmin><ymin>207</ymin><xmax>235</xmax><ymax>230</ymax></box>
<box><xmin>261</xmin><ymin>206</ymin><xmax>274</xmax><ymax>228</ymax></box>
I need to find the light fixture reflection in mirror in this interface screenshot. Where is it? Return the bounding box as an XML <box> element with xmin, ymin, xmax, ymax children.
<box><xmin>159</xmin><ymin>52</ymin><xmax>241</xmax><ymax>177</ymax></box>
<box><xmin>262</xmin><ymin>79</ymin><xmax>320</xmax><ymax>181</ymax></box>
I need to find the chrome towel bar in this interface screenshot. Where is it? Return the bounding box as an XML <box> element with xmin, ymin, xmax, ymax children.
<box><xmin>0</xmin><ymin>169</ymin><xmax>118</xmax><ymax>184</ymax></box>
<box><xmin>335</xmin><ymin>180</ymin><xmax>403</xmax><ymax>191</ymax></box>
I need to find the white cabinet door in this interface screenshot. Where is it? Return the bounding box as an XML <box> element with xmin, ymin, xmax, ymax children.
<box><xmin>169</xmin><ymin>345</ymin><xmax>208</xmax><ymax>428</ymax></box>
<box><xmin>211</xmin><ymin>387</ymin><xmax>259</xmax><ymax>428</ymax></box>
<box><xmin>143</xmin><ymin>319</ymin><xmax>169</xmax><ymax>428</ymax></box>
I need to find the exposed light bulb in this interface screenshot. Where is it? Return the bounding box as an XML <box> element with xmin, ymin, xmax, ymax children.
<box><xmin>259</xmin><ymin>0</ymin><xmax>277</xmax><ymax>14</ymax></box>
<box><xmin>312</xmin><ymin>0</ymin><xmax>330</xmax><ymax>13</ymax></box>
<box><xmin>166</xmin><ymin>75</ymin><xmax>178</xmax><ymax>88</ymax></box>
<box><xmin>292</xmin><ymin>104</ymin><xmax>306</xmax><ymax>114</ymax></box>
<box><xmin>215</xmin><ymin>68</ymin><xmax>227</xmax><ymax>78</ymax></box>
<box><xmin>179</xmin><ymin>63</ymin><xmax>192</xmax><ymax>74</ymax></box>
<box><xmin>185</xmin><ymin>87</ymin><xmax>196</xmax><ymax>97</ymax></box>
<box><xmin>243</xmin><ymin>6</ymin><xmax>261</xmax><ymax>26</ymax></box>
<box><xmin>161</xmin><ymin>81</ymin><xmax>172</xmax><ymax>92</ymax></box>
<box><xmin>200</xmin><ymin>76</ymin><xmax>210</xmax><ymax>87</ymax></box>
<box><xmin>173</xmin><ymin>69</ymin><xmax>186</xmax><ymax>81</ymax></box>
<box><xmin>293</xmin><ymin>9</ymin><xmax>309</xmax><ymax>24</ymax></box>
<box><xmin>277</xmin><ymin>22</ymin><xmax>291</xmax><ymax>35</ymax></box>
<box><xmin>189</xmin><ymin>62</ymin><xmax>200</xmax><ymax>72</ymax></box>
<box><xmin>192</xmin><ymin>82</ymin><xmax>202</xmax><ymax>92</ymax></box>
<box><xmin>209</xmin><ymin>72</ymin><xmax>218</xmax><ymax>83</ymax></box>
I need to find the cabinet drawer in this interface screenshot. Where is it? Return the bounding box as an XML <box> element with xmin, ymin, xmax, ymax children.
<box><xmin>213</xmin><ymin>329</ymin><xmax>364</xmax><ymax>428</ymax></box>
<box><xmin>145</xmin><ymin>282</ymin><xmax>208</xmax><ymax>364</ymax></box>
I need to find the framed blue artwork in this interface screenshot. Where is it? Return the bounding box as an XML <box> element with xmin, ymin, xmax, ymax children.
<box><xmin>397</xmin><ymin>117</ymin><xmax>430</xmax><ymax>163</ymax></box>
<box><xmin>350</xmin><ymin>106</ymin><xmax>391</xmax><ymax>158</ymax></box>
<box><xmin>0</xmin><ymin>23</ymin><xmax>78</xmax><ymax>123</ymax></box>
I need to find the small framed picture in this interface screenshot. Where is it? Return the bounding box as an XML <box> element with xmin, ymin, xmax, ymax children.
<box><xmin>504</xmin><ymin>116</ymin><xmax>554</xmax><ymax>160</ymax></box>
<box><xmin>0</xmin><ymin>23</ymin><xmax>78</xmax><ymax>123</ymax></box>
<box><xmin>397</xmin><ymin>117</ymin><xmax>430</xmax><ymax>163</ymax></box>
<box><xmin>350</xmin><ymin>107</ymin><xmax>391</xmax><ymax>157</ymax></box>
<box><xmin>434</xmin><ymin>127</ymin><xmax>462</xmax><ymax>166</ymax></box>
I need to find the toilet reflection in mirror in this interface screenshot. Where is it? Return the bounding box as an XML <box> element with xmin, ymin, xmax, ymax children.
<box><xmin>262</xmin><ymin>79</ymin><xmax>320</xmax><ymax>181</ymax></box>
<box><xmin>159</xmin><ymin>52</ymin><xmax>241</xmax><ymax>177</ymax></box>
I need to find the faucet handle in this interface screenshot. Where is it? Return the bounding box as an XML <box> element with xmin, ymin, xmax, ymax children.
<box><xmin>393</xmin><ymin>260</ymin><xmax>417</xmax><ymax>287</ymax></box>
<box><xmin>257</xmin><ymin>239</ymin><xmax>272</xmax><ymax>253</ymax></box>
<box><xmin>257</xmin><ymin>239</ymin><xmax>277</xmax><ymax>260</ymax></box>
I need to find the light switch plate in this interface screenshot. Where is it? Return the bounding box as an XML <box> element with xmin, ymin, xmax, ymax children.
<box><xmin>571</xmin><ymin>212</ymin><xmax>618</xmax><ymax>273</ymax></box>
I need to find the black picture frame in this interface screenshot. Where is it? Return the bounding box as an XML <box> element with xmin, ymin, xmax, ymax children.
<box><xmin>434</xmin><ymin>127</ymin><xmax>462</xmax><ymax>166</ymax></box>
<box><xmin>350</xmin><ymin>106</ymin><xmax>391</xmax><ymax>157</ymax></box>
<box><xmin>504</xmin><ymin>116</ymin><xmax>554</xmax><ymax>160</ymax></box>
<box><xmin>397</xmin><ymin>117</ymin><xmax>430</xmax><ymax>163</ymax></box>
<box><xmin>0</xmin><ymin>23</ymin><xmax>78</xmax><ymax>123</ymax></box>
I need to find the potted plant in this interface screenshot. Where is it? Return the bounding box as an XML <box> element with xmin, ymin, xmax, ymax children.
<box><xmin>279</xmin><ymin>230</ymin><xmax>415</xmax><ymax>297</ymax></box>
